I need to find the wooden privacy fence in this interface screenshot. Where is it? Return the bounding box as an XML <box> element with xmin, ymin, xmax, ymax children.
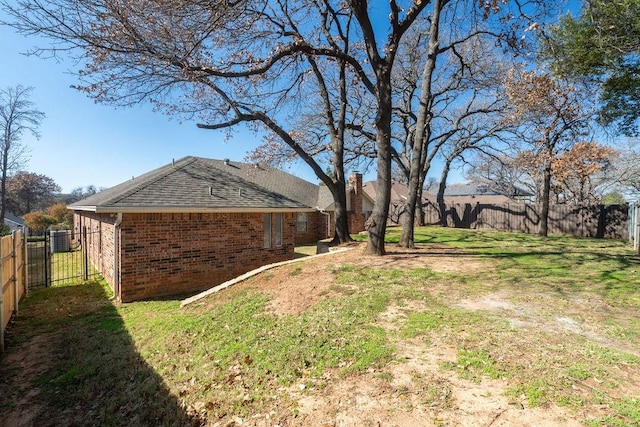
<box><xmin>1</xmin><ymin>229</ymin><xmax>27</xmax><ymax>352</ymax></box>
<box><xmin>416</xmin><ymin>202</ymin><xmax>629</xmax><ymax>239</ymax></box>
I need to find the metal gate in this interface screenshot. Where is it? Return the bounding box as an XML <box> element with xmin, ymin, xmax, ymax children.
<box><xmin>27</xmin><ymin>227</ymin><xmax>100</xmax><ymax>289</ymax></box>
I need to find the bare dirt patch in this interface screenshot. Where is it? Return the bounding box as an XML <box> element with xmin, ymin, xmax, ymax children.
<box><xmin>458</xmin><ymin>292</ymin><xmax>640</xmax><ymax>358</ymax></box>
<box><xmin>0</xmin><ymin>332</ymin><xmax>57</xmax><ymax>427</ymax></box>
<box><xmin>292</xmin><ymin>336</ymin><xmax>583</xmax><ymax>427</ymax></box>
<box><xmin>240</xmin><ymin>242</ymin><xmax>487</xmax><ymax>316</ymax></box>
<box><xmin>345</xmin><ymin>243</ymin><xmax>487</xmax><ymax>273</ymax></box>
<box><xmin>219</xmin><ymin>245</ymin><xmax>618</xmax><ymax>426</ymax></box>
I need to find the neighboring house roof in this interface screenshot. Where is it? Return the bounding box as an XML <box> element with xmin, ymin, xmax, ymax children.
<box><xmin>445</xmin><ymin>181</ymin><xmax>533</xmax><ymax>198</ymax></box>
<box><xmin>317</xmin><ymin>185</ymin><xmax>335</xmax><ymax>211</ymax></box>
<box><xmin>69</xmin><ymin>156</ymin><xmax>320</xmax><ymax>213</ymax></box>
<box><xmin>318</xmin><ymin>181</ymin><xmax>375</xmax><ymax>212</ymax></box>
<box><xmin>362</xmin><ymin>180</ymin><xmax>532</xmax><ymax>207</ymax></box>
<box><xmin>443</xmin><ymin>181</ymin><xmax>533</xmax><ymax>205</ymax></box>
<box><xmin>362</xmin><ymin>181</ymin><xmax>434</xmax><ymax>205</ymax></box>
<box><xmin>443</xmin><ymin>194</ymin><xmax>514</xmax><ymax>204</ymax></box>
<box><xmin>4</xmin><ymin>214</ymin><xmax>24</xmax><ymax>231</ymax></box>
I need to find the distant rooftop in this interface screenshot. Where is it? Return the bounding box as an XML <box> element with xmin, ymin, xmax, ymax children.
<box><xmin>445</xmin><ymin>181</ymin><xmax>532</xmax><ymax>198</ymax></box>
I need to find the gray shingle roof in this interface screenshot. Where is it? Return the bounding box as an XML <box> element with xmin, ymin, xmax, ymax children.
<box><xmin>444</xmin><ymin>183</ymin><xmax>497</xmax><ymax>196</ymax></box>
<box><xmin>317</xmin><ymin>185</ymin><xmax>335</xmax><ymax>211</ymax></box>
<box><xmin>69</xmin><ymin>156</ymin><xmax>320</xmax><ymax>213</ymax></box>
<box><xmin>362</xmin><ymin>181</ymin><xmax>435</xmax><ymax>204</ymax></box>
<box><xmin>445</xmin><ymin>181</ymin><xmax>533</xmax><ymax>197</ymax></box>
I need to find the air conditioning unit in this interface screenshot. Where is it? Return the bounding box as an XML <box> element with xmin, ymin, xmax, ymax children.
<box><xmin>50</xmin><ymin>230</ymin><xmax>71</xmax><ymax>253</ymax></box>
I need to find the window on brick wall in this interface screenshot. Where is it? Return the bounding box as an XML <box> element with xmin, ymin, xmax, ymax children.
<box><xmin>296</xmin><ymin>212</ymin><xmax>308</xmax><ymax>233</ymax></box>
<box><xmin>263</xmin><ymin>213</ymin><xmax>272</xmax><ymax>248</ymax></box>
<box><xmin>275</xmin><ymin>213</ymin><xmax>283</xmax><ymax>246</ymax></box>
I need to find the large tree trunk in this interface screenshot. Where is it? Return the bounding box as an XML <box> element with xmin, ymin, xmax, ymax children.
<box><xmin>331</xmin><ymin>175</ymin><xmax>351</xmax><ymax>244</ymax></box>
<box><xmin>331</xmin><ymin>59</ymin><xmax>352</xmax><ymax>244</ymax></box>
<box><xmin>416</xmin><ymin>178</ymin><xmax>426</xmax><ymax>226</ymax></box>
<box><xmin>365</xmin><ymin>71</ymin><xmax>394</xmax><ymax>256</ymax></box>
<box><xmin>437</xmin><ymin>159</ymin><xmax>452</xmax><ymax>227</ymax></box>
<box><xmin>366</xmin><ymin>152</ymin><xmax>391</xmax><ymax>255</ymax></box>
<box><xmin>400</xmin><ymin>161</ymin><xmax>420</xmax><ymax>247</ymax></box>
<box><xmin>399</xmin><ymin>0</ymin><xmax>443</xmax><ymax>248</ymax></box>
<box><xmin>539</xmin><ymin>162</ymin><xmax>552</xmax><ymax>237</ymax></box>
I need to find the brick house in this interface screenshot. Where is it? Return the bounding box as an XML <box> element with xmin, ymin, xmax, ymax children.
<box><xmin>317</xmin><ymin>172</ymin><xmax>374</xmax><ymax>237</ymax></box>
<box><xmin>443</xmin><ymin>181</ymin><xmax>534</xmax><ymax>204</ymax></box>
<box><xmin>69</xmin><ymin>156</ymin><xmax>367</xmax><ymax>302</ymax></box>
<box><xmin>362</xmin><ymin>180</ymin><xmax>434</xmax><ymax>225</ymax></box>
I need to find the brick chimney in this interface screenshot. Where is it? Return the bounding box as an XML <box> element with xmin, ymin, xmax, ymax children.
<box><xmin>348</xmin><ymin>172</ymin><xmax>363</xmax><ymax>214</ymax></box>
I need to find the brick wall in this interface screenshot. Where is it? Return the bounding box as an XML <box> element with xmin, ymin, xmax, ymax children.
<box><xmin>348</xmin><ymin>212</ymin><xmax>366</xmax><ymax>234</ymax></box>
<box><xmin>315</xmin><ymin>173</ymin><xmax>367</xmax><ymax>240</ymax></box>
<box><xmin>74</xmin><ymin>212</ymin><xmax>118</xmax><ymax>291</ymax></box>
<box><xmin>325</xmin><ymin>211</ymin><xmax>367</xmax><ymax>237</ymax></box>
<box><xmin>74</xmin><ymin>211</ymin><xmax>296</xmax><ymax>302</ymax></box>
<box><xmin>290</xmin><ymin>209</ymin><xmax>364</xmax><ymax>244</ymax></box>
<box><xmin>295</xmin><ymin>211</ymin><xmax>329</xmax><ymax>243</ymax></box>
<box><xmin>348</xmin><ymin>173</ymin><xmax>366</xmax><ymax>234</ymax></box>
<box><xmin>348</xmin><ymin>173</ymin><xmax>363</xmax><ymax>214</ymax></box>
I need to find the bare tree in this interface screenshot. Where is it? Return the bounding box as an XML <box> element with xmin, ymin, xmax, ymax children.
<box><xmin>434</xmin><ymin>105</ymin><xmax>514</xmax><ymax>226</ymax></box>
<box><xmin>553</xmin><ymin>141</ymin><xmax>617</xmax><ymax>204</ymax></box>
<box><xmin>504</xmin><ymin>69</ymin><xmax>595</xmax><ymax>235</ymax></box>
<box><xmin>465</xmin><ymin>152</ymin><xmax>532</xmax><ymax>199</ymax></box>
<box><xmin>387</xmin><ymin>4</ymin><xmax>529</xmax><ymax>246</ymax></box>
<box><xmin>3</xmin><ymin>0</ymin><xmax>438</xmax><ymax>254</ymax></box>
<box><xmin>464</xmin><ymin>141</ymin><xmax>616</xmax><ymax>206</ymax></box>
<box><xmin>611</xmin><ymin>139</ymin><xmax>640</xmax><ymax>198</ymax></box>
<box><xmin>62</xmin><ymin>184</ymin><xmax>101</xmax><ymax>204</ymax></box>
<box><xmin>242</xmin><ymin>5</ymin><xmax>361</xmax><ymax>244</ymax></box>
<box><xmin>0</xmin><ymin>85</ymin><xmax>44</xmax><ymax>224</ymax></box>
<box><xmin>6</xmin><ymin>171</ymin><xmax>60</xmax><ymax>215</ymax></box>
<box><xmin>2</xmin><ymin>0</ymin><xmax>551</xmax><ymax>253</ymax></box>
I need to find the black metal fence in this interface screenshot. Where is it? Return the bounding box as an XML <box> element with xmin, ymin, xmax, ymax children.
<box><xmin>27</xmin><ymin>228</ymin><xmax>101</xmax><ymax>289</ymax></box>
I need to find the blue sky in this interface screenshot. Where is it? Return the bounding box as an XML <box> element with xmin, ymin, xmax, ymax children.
<box><xmin>0</xmin><ymin>24</ymin><xmax>322</xmax><ymax>193</ymax></box>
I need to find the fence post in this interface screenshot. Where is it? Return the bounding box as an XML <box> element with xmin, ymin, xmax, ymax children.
<box><xmin>636</xmin><ymin>202</ymin><xmax>640</xmax><ymax>255</ymax></box>
<box><xmin>23</xmin><ymin>228</ymin><xmax>28</xmax><ymax>296</ymax></box>
<box><xmin>630</xmin><ymin>204</ymin><xmax>636</xmax><ymax>246</ymax></box>
<box><xmin>44</xmin><ymin>231</ymin><xmax>50</xmax><ymax>287</ymax></box>
<box><xmin>12</xmin><ymin>231</ymin><xmax>18</xmax><ymax>317</ymax></box>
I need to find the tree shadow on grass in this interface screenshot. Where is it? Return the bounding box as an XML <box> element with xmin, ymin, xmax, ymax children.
<box><xmin>486</xmin><ymin>249</ymin><xmax>640</xmax><ymax>306</ymax></box>
<box><xmin>0</xmin><ymin>280</ymin><xmax>202</xmax><ymax>427</ymax></box>
<box><xmin>398</xmin><ymin>231</ymin><xmax>640</xmax><ymax>306</ymax></box>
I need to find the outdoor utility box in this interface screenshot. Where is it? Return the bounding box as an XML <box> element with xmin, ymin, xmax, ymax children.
<box><xmin>50</xmin><ymin>230</ymin><xmax>71</xmax><ymax>253</ymax></box>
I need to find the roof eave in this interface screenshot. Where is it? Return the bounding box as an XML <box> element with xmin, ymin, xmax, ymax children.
<box><xmin>70</xmin><ymin>205</ymin><xmax>318</xmax><ymax>214</ymax></box>
<box><xmin>362</xmin><ymin>192</ymin><xmax>375</xmax><ymax>204</ymax></box>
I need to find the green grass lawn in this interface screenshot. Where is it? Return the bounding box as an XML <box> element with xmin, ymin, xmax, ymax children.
<box><xmin>2</xmin><ymin>226</ymin><xmax>639</xmax><ymax>426</ymax></box>
<box><xmin>380</xmin><ymin>226</ymin><xmax>640</xmax><ymax>307</ymax></box>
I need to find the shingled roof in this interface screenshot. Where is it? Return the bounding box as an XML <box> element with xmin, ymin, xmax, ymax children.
<box><xmin>362</xmin><ymin>180</ymin><xmax>435</xmax><ymax>204</ymax></box>
<box><xmin>69</xmin><ymin>156</ymin><xmax>320</xmax><ymax>213</ymax></box>
<box><xmin>445</xmin><ymin>181</ymin><xmax>533</xmax><ymax>198</ymax></box>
